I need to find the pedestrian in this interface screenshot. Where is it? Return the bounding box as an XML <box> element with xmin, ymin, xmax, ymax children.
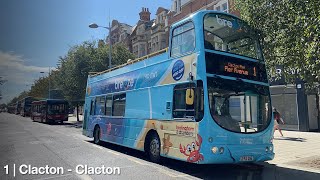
<box><xmin>273</xmin><ymin>107</ymin><xmax>285</xmax><ymax>137</ymax></box>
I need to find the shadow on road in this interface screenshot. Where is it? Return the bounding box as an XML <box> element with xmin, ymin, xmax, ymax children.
<box><xmin>37</xmin><ymin>121</ymin><xmax>83</xmax><ymax>129</ymax></box>
<box><xmin>274</xmin><ymin>137</ymin><xmax>307</xmax><ymax>142</ymax></box>
<box><xmin>87</xmin><ymin>141</ymin><xmax>320</xmax><ymax>180</ymax></box>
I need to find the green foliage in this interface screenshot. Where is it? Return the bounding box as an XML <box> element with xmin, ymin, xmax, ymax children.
<box><xmin>9</xmin><ymin>91</ymin><xmax>30</xmax><ymax>104</ymax></box>
<box><xmin>29</xmin><ymin>76</ymin><xmax>50</xmax><ymax>99</ymax></box>
<box><xmin>54</xmin><ymin>41</ymin><xmax>135</xmax><ymax>103</ymax></box>
<box><xmin>235</xmin><ymin>0</ymin><xmax>320</xmax><ymax>86</ymax></box>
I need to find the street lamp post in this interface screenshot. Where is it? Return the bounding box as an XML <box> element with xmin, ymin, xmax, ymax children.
<box><xmin>89</xmin><ymin>22</ymin><xmax>112</xmax><ymax>68</ymax></box>
<box><xmin>40</xmin><ymin>67</ymin><xmax>51</xmax><ymax>99</ymax></box>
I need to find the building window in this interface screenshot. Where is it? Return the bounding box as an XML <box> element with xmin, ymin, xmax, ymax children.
<box><xmin>112</xmin><ymin>93</ymin><xmax>126</xmax><ymax>116</ymax></box>
<box><xmin>171</xmin><ymin>22</ymin><xmax>195</xmax><ymax>57</ymax></box>
<box><xmin>214</xmin><ymin>0</ymin><xmax>229</xmax><ymax>13</ymax></box>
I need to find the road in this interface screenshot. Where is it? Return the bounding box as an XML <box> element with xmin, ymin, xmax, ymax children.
<box><xmin>0</xmin><ymin>113</ymin><xmax>319</xmax><ymax>180</ymax></box>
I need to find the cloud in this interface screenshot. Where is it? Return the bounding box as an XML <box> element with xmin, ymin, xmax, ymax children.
<box><xmin>0</xmin><ymin>51</ymin><xmax>52</xmax><ymax>103</ymax></box>
<box><xmin>0</xmin><ymin>51</ymin><xmax>49</xmax><ymax>84</ymax></box>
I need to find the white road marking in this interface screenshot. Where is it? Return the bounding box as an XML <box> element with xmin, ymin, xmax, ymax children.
<box><xmin>107</xmin><ymin>150</ymin><xmax>120</xmax><ymax>156</ymax></box>
<box><xmin>82</xmin><ymin>140</ymin><xmax>103</xmax><ymax>149</ymax></box>
<box><xmin>127</xmin><ymin>157</ymin><xmax>147</xmax><ymax>165</ymax></box>
<box><xmin>76</xmin><ymin>174</ymin><xmax>93</xmax><ymax>180</ymax></box>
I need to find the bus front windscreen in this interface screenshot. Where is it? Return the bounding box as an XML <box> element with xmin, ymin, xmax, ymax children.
<box><xmin>48</xmin><ymin>104</ymin><xmax>68</xmax><ymax>115</ymax></box>
<box><xmin>203</xmin><ymin>13</ymin><xmax>263</xmax><ymax>60</ymax></box>
<box><xmin>207</xmin><ymin>77</ymin><xmax>271</xmax><ymax>133</ymax></box>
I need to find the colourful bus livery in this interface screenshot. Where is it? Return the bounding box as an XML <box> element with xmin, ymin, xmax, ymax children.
<box><xmin>83</xmin><ymin>10</ymin><xmax>274</xmax><ymax>164</ymax></box>
<box><xmin>31</xmin><ymin>99</ymin><xmax>69</xmax><ymax>123</ymax></box>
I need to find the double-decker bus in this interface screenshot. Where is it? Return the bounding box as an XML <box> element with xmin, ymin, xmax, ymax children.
<box><xmin>83</xmin><ymin>10</ymin><xmax>274</xmax><ymax>164</ymax></box>
<box><xmin>7</xmin><ymin>104</ymin><xmax>16</xmax><ymax>114</ymax></box>
<box><xmin>15</xmin><ymin>101</ymin><xmax>21</xmax><ymax>115</ymax></box>
<box><xmin>20</xmin><ymin>96</ymin><xmax>37</xmax><ymax>117</ymax></box>
<box><xmin>31</xmin><ymin>99</ymin><xmax>69</xmax><ymax>123</ymax></box>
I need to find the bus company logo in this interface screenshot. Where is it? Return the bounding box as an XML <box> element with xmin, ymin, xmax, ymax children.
<box><xmin>172</xmin><ymin>60</ymin><xmax>184</xmax><ymax>81</ymax></box>
<box><xmin>240</xmin><ymin>138</ymin><xmax>253</xmax><ymax>145</ymax></box>
<box><xmin>216</xmin><ymin>15</ymin><xmax>233</xmax><ymax>28</ymax></box>
<box><xmin>115</xmin><ymin>78</ymin><xmax>134</xmax><ymax>90</ymax></box>
<box><xmin>176</xmin><ymin>125</ymin><xmax>194</xmax><ymax>136</ymax></box>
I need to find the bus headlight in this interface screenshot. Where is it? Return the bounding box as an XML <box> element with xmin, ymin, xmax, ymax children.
<box><xmin>269</xmin><ymin>146</ymin><xmax>273</xmax><ymax>151</ymax></box>
<box><xmin>211</xmin><ymin>147</ymin><xmax>218</xmax><ymax>154</ymax></box>
<box><xmin>265</xmin><ymin>147</ymin><xmax>269</xmax><ymax>152</ymax></box>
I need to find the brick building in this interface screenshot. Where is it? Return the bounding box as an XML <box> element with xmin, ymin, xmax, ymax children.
<box><xmin>130</xmin><ymin>8</ymin><xmax>154</xmax><ymax>58</ymax></box>
<box><xmin>167</xmin><ymin>0</ymin><xmax>240</xmax><ymax>26</ymax></box>
<box><xmin>107</xmin><ymin>20</ymin><xmax>133</xmax><ymax>52</ymax></box>
<box><xmin>149</xmin><ymin>7</ymin><xmax>169</xmax><ymax>54</ymax></box>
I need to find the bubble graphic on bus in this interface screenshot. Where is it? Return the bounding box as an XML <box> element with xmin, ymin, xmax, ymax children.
<box><xmin>172</xmin><ymin>60</ymin><xmax>184</xmax><ymax>81</ymax></box>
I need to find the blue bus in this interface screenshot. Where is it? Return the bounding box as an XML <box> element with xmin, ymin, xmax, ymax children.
<box><xmin>20</xmin><ymin>96</ymin><xmax>37</xmax><ymax>117</ymax></box>
<box><xmin>83</xmin><ymin>10</ymin><xmax>274</xmax><ymax>164</ymax></box>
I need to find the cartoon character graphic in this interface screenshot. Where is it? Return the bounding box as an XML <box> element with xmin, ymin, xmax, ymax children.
<box><xmin>179</xmin><ymin>134</ymin><xmax>204</xmax><ymax>163</ymax></box>
<box><xmin>162</xmin><ymin>134</ymin><xmax>173</xmax><ymax>155</ymax></box>
<box><xmin>107</xmin><ymin>122</ymin><xmax>112</xmax><ymax>135</ymax></box>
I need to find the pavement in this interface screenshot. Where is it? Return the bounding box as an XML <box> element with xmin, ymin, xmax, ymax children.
<box><xmin>0</xmin><ymin>112</ymin><xmax>319</xmax><ymax>180</ymax></box>
<box><xmin>268</xmin><ymin>130</ymin><xmax>320</xmax><ymax>173</ymax></box>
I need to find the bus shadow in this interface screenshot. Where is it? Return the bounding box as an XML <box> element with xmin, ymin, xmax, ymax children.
<box><xmin>40</xmin><ymin>121</ymin><xmax>83</xmax><ymax>129</ymax></box>
<box><xmin>87</xmin><ymin>140</ymin><xmax>320</xmax><ymax>179</ymax></box>
<box><xmin>274</xmin><ymin>137</ymin><xmax>307</xmax><ymax>142</ymax></box>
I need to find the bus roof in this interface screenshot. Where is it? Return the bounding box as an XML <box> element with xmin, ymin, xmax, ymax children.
<box><xmin>87</xmin><ymin>10</ymin><xmax>241</xmax><ymax>83</ymax></box>
<box><xmin>88</xmin><ymin>50</ymin><xmax>169</xmax><ymax>84</ymax></box>
<box><xmin>89</xmin><ymin>48</ymin><xmax>168</xmax><ymax>78</ymax></box>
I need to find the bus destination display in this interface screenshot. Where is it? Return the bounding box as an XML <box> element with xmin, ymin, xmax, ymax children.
<box><xmin>205</xmin><ymin>52</ymin><xmax>268</xmax><ymax>83</ymax></box>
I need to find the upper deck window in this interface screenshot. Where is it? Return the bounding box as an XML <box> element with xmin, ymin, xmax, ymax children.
<box><xmin>171</xmin><ymin>22</ymin><xmax>195</xmax><ymax>57</ymax></box>
<box><xmin>203</xmin><ymin>13</ymin><xmax>263</xmax><ymax>60</ymax></box>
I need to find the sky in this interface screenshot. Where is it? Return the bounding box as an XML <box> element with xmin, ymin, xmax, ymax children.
<box><xmin>0</xmin><ymin>0</ymin><xmax>172</xmax><ymax>104</ymax></box>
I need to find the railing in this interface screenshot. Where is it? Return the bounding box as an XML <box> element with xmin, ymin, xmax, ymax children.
<box><xmin>89</xmin><ymin>48</ymin><xmax>168</xmax><ymax>77</ymax></box>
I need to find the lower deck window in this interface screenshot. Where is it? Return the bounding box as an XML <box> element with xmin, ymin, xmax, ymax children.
<box><xmin>173</xmin><ymin>82</ymin><xmax>204</xmax><ymax>121</ymax></box>
<box><xmin>112</xmin><ymin>94</ymin><xmax>126</xmax><ymax>116</ymax></box>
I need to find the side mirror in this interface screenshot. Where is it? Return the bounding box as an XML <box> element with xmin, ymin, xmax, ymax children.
<box><xmin>186</xmin><ymin>89</ymin><xmax>194</xmax><ymax>105</ymax></box>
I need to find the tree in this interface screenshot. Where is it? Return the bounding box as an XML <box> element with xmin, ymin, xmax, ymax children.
<box><xmin>54</xmin><ymin>41</ymin><xmax>135</xmax><ymax>121</ymax></box>
<box><xmin>29</xmin><ymin>76</ymin><xmax>50</xmax><ymax>99</ymax></box>
<box><xmin>235</xmin><ymin>0</ymin><xmax>320</xmax><ymax>87</ymax></box>
<box><xmin>29</xmin><ymin>70</ymin><xmax>63</xmax><ymax>100</ymax></box>
<box><xmin>0</xmin><ymin>76</ymin><xmax>7</xmax><ymax>100</ymax></box>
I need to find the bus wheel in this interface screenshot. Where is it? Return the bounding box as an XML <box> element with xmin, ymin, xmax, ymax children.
<box><xmin>93</xmin><ymin>126</ymin><xmax>101</xmax><ymax>145</ymax></box>
<box><xmin>147</xmin><ymin>133</ymin><xmax>161</xmax><ymax>163</ymax></box>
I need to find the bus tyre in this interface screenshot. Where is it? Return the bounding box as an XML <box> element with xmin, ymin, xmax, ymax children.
<box><xmin>147</xmin><ymin>133</ymin><xmax>161</xmax><ymax>163</ymax></box>
<box><xmin>93</xmin><ymin>126</ymin><xmax>101</xmax><ymax>145</ymax></box>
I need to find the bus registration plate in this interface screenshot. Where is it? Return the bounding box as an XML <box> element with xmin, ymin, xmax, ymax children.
<box><xmin>240</xmin><ymin>156</ymin><xmax>254</xmax><ymax>162</ymax></box>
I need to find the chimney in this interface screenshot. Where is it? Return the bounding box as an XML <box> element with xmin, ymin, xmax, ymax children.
<box><xmin>139</xmin><ymin>7</ymin><xmax>151</xmax><ymax>21</ymax></box>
